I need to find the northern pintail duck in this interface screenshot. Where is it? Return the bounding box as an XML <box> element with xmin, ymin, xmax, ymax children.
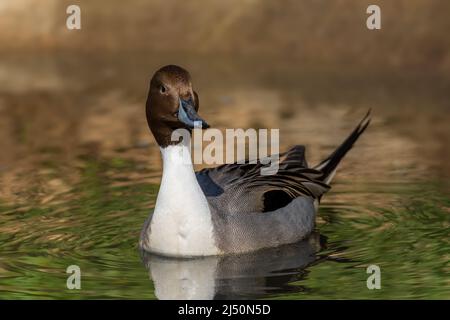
<box><xmin>139</xmin><ymin>65</ymin><xmax>370</xmax><ymax>257</ymax></box>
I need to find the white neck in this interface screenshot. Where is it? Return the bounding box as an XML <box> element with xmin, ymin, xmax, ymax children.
<box><xmin>144</xmin><ymin>143</ymin><xmax>218</xmax><ymax>257</ymax></box>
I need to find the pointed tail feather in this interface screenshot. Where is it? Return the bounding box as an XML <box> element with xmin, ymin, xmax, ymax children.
<box><xmin>314</xmin><ymin>109</ymin><xmax>371</xmax><ymax>184</ymax></box>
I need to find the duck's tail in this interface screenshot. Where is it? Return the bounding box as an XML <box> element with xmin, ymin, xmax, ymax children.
<box><xmin>314</xmin><ymin>110</ymin><xmax>371</xmax><ymax>184</ymax></box>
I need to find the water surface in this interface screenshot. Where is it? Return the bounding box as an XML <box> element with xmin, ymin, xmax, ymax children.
<box><xmin>0</xmin><ymin>52</ymin><xmax>449</xmax><ymax>299</ymax></box>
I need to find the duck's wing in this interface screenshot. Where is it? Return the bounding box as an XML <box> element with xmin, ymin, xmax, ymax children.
<box><xmin>196</xmin><ymin>145</ymin><xmax>330</xmax><ymax>214</ymax></box>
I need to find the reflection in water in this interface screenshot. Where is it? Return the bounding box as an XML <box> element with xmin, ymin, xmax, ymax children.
<box><xmin>142</xmin><ymin>233</ymin><xmax>323</xmax><ymax>300</ymax></box>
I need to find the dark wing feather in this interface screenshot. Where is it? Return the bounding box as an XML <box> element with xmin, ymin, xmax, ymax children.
<box><xmin>195</xmin><ymin>145</ymin><xmax>330</xmax><ymax>214</ymax></box>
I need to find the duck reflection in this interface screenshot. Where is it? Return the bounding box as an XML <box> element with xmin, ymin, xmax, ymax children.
<box><xmin>141</xmin><ymin>232</ymin><xmax>325</xmax><ymax>299</ymax></box>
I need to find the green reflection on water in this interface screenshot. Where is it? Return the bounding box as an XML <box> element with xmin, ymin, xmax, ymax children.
<box><xmin>286</xmin><ymin>182</ymin><xmax>450</xmax><ymax>300</ymax></box>
<box><xmin>0</xmin><ymin>156</ymin><xmax>157</xmax><ymax>299</ymax></box>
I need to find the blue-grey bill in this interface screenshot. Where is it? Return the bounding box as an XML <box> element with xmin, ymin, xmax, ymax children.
<box><xmin>178</xmin><ymin>99</ymin><xmax>209</xmax><ymax>129</ymax></box>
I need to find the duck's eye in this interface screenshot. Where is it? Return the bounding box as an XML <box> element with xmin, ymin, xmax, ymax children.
<box><xmin>160</xmin><ymin>85</ymin><xmax>167</xmax><ymax>94</ymax></box>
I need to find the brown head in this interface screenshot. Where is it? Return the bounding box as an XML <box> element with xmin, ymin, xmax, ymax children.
<box><xmin>146</xmin><ymin>65</ymin><xmax>209</xmax><ymax>147</ymax></box>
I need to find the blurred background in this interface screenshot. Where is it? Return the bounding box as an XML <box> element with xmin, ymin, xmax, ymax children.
<box><xmin>0</xmin><ymin>0</ymin><xmax>448</xmax><ymax>299</ymax></box>
<box><xmin>2</xmin><ymin>0</ymin><xmax>450</xmax><ymax>69</ymax></box>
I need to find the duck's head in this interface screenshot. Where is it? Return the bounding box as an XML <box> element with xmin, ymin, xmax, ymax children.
<box><xmin>146</xmin><ymin>65</ymin><xmax>209</xmax><ymax>147</ymax></box>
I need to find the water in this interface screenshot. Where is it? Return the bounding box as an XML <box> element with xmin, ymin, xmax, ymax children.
<box><xmin>0</xmin><ymin>52</ymin><xmax>449</xmax><ymax>299</ymax></box>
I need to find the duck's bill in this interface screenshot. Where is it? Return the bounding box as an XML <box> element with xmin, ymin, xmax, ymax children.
<box><xmin>178</xmin><ymin>98</ymin><xmax>210</xmax><ymax>129</ymax></box>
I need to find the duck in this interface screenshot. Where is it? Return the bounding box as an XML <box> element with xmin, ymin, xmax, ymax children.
<box><xmin>139</xmin><ymin>65</ymin><xmax>370</xmax><ymax>257</ymax></box>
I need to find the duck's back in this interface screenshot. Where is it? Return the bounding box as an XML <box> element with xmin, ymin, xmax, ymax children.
<box><xmin>194</xmin><ymin>145</ymin><xmax>329</xmax><ymax>253</ymax></box>
<box><xmin>196</xmin><ymin>145</ymin><xmax>329</xmax><ymax>216</ymax></box>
